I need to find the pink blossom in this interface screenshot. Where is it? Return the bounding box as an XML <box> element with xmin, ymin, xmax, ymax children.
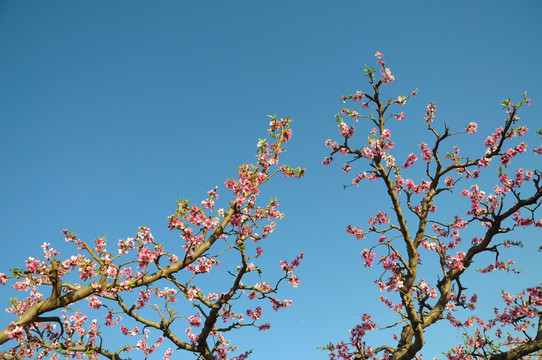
<box><xmin>353</xmin><ymin>91</ymin><xmax>365</xmax><ymax>101</ymax></box>
<box><xmin>6</xmin><ymin>322</ymin><xmax>24</xmax><ymax>341</ymax></box>
<box><xmin>424</xmin><ymin>103</ymin><xmax>437</xmax><ymax>124</ymax></box>
<box><xmin>419</xmin><ymin>142</ymin><xmax>433</xmax><ymax>161</ymax></box>
<box><xmin>403</xmin><ymin>153</ymin><xmax>418</xmax><ymax>169</ymax></box>
<box><xmin>478</xmin><ymin>157</ymin><xmax>491</xmax><ymax>167</ymax></box>
<box><xmin>447</xmin><ymin>251</ymin><xmax>466</xmax><ymax>270</ymax></box>
<box><xmin>322</xmin><ymin>157</ymin><xmax>334</xmax><ymax>166</ymax></box>
<box><xmin>381</xmin><ymin>67</ymin><xmax>395</xmax><ymax>84</ymax></box>
<box><xmin>445</xmin><ymin>176</ymin><xmax>455</xmax><ymax>187</ymax></box>
<box><xmin>271</xmin><ymin>297</ymin><xmax>292</xmax><ymax>311</ymax></box>
<box><xmin>246</xmin><ymin>307</ymin><xmax>262</xmax><ymax>320</ymax></box>
<box><xmin>368</xmin><ymin>211</ymin><xmax>390</xmax><ymax>226</ymax></box>
<box><xmin>450</xmin><ymin>216</ymin><xmax>467</xmax><ymax>229</ymax></box>
<box><xmin>163</xmin><ymin>348</ymin><xmax>174</xmax><ymax>360</ymax></box>
<box><xmin>187</xmin><ymin>286</ymin><xmax>200</xmax><ymax>301</ymax></box>
<box><xmin>384</xmin><ymin>153</ymin><xmax>395</xmax><ymax>169</ymax></box>
<box><xmin>325</xmin><ymin>138</ymin><xmax>338</xmax><ymax>150</ymax></box>
<box><xmin>288</xmin><ymin>274</ymin><xmax>300</xmax><ymax>287</ymax></box>
<box><xmin>342</xmin><ymin>164</ymin><xmax>352</xmax><ymax>173</ymax></box>
<box><xmin>88</xmin><ymin>295</ymin><xmax>102</xmax><ymax>309</ymax></box>
<box><xmin>346</xmin><ymin>225</ymin><xmax>365</xmax><ymax>239</ymax></box>
<box><xmin>137</xmin><ymin>247</ymin><xmax>158</xmax><ymax>268</ymax></box>
<box><xmin>361</xmin><ymin>249</ymin><xmax>376</xmax><ymax>267</ymax></box>
<box><xmin>188</xmin><ymin>314</ymin><xmax>202</xmax><ymax>327</ymax></box>
<box><xmin>421</xmin><ymin>239</ymin><xmax>437</xmax><ymax>251</ymax></box>
<box><xmin>25</xmin><ymin>257</ymin><xmax>42</xmax><ymax>274</ymax></box>
<box><xmin>465</xmin><ymin>122</ymin><xmax>478</xmax><ymax>134</ymax></box>
<box><xmin>381</xmin><ymin>129</ymin><xmax>391</xmax><ymax>140</ymax></box>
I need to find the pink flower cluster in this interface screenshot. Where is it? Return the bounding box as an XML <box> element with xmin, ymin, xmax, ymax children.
<box><xmin>419</xmin><ymin>142</ymin><xmax>433</xmax><ymax>161</ymax></box>
<box><xmin>352</xmin><ymin>90</ymin><xmax>364</xmax><ymax>101</ymax></box>
<box><xmin>403</xmin><ymin>153</ymin><xmax>417</xmax><ymax>169</ymax></box>
<box><xmin>246</xmin><ymin>307</ymin><xmax>262</xmax><ymax>321</ymax></box>
<box><xmin>447</xmin><ymin>251</ymin><xmax>466</xmax><ymax>271</ymax></box>
<box><xmin>361</xmin><ymin>249</ymin><xmax>376</xmax><ymax>267</ymax></box>
<box><xmin>346</xmin><ymin>225</ymin><xmax>365</xmax><ymax>240</ymax></box>
<box><xmin>460</xmin><ymin>184</ymin><xmax>486</xmax><ymax>216</ymax></box>
<box><xmin>338</xmin><ymin>121</ymin><xmax>355</xmax><ymax>138</ymax></box>
<box><xmin>280</xmin><ymin>253</ymin><xmax>304</xmax><ymax>275</ymax></box>
<box><xmin>424</xmin><ymin>103</ymin><xmax>437</xmax><ymax>124</ymax></box>
<box><xmin>368</xmin><ymin>211</ymin><xmax>390</xmax><ymax>226</ymax></box>
<box><xmin>465</xmin><ymin>122</ymin><xmax>478</xmax><ymax>134</ymax></box>
<box><xmin>359</xmin><ymin>128</ymin><xmax>395</xmax><ymax>164</ymax></box>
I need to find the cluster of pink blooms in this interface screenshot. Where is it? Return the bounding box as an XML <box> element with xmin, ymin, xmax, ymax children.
<box><xmin>417</xmin><ymin>279</ymin><xmax>437</xmax><ymax>299</ymax></box>
<box><xmin>346</xmin><ymin>225</ymin><xmax>365</xmax><ymax>240</ymax></box>
<box><xmin>381</xmin><ymin>67</ymin><xmax>395</xmax><ymax>84</ymax></box>
<box><xmin>280</xmin><ymin>253</ymin><xmax>304</xmax><ymax>289</ymax></box>
<box><xmin>465</xmin><ymin>122</ymin><xmax>478</xmax><ymax>134</ymax></box>
<box><xmin>338</xmin><ymin>121</ymin><xmax>355</xmax><ymax>138</ymax></box>
<box><xmin>5</xmin><ymin>323</ymin><xmax>24</xmax><ymax>341</ymax></box>
<box><xmin>379</xmin><ymin>253</ymin><xmax>399</xmax><ymax>271</ymax></box>
<box><xmin>404</xmin><ymin>178</ymin><xmax>432</xmax><ymax>194</ymax></box>
<box><xmin>446</xmin><ymin>251</ymin><xmax>466</xmax><ymax>271</ymax></box>
<box><xmin>352</xmin><ymin>90</ymin><xmax>364</xmax><ymax>101</ymax></box>
<box><xmin>188</xmin><ymin>314</ymin><xmax>202</xmax><ymax>327</ymax></box>
<box><xmin>135</xmin><ymin>329</ymin><xmax>164</xmax><ymax>356</ymax></box>
<box><xmin>379</xmin><ymin>295</ymin><xmax>404</xmax><ymax>313</ymax></box>
<box><xmin>419</xmin><ymin>142</ymin><xmax>433</xmax><ymax>161</ymax></box>
<box><xmin>460</xmin><ymin>184</ymin><xmax>487</xmax><ymax>217</ymax></box>
<box><xmin>403</xmin><ymin>153</ymin><xmax>417</xmax><ymax>168</ymax></box>
<box><xmin>246</xmin><ymin>307</ymin><xmax>262</xmax><ymax>321</ymax></box>
<box><xmin>361</xmin><ymin>248</ymin><xmax>376</xmax><ymax>267</ymax></box>
<box><xmin>352</xmin><ymin>171</ymin><xmax>378</xmax><ymax>185</ymax></box>
<box><xmin>350</xmin><ymin>313</ymin><xmax>378</xmax><ymax>344</ymax></box>
<box><xmin>375</xmin><ymin>52</ymin><xmax>395</xmax><ymax>84</ymax></box>
<box><xmin>358</xmin><ymin>129</ymin><xmax>396</xmax><ymax>167</ymax></box>
<box><xmin>120</xmin><ymin>324</ymin><xmax>140</xmax><ymax>336</ymax></box>
<box><xmin>368</xmin><ymin>211</ymin><xmax>390</xmax><ymax>226</ymax></box>
<box><xmin>478</xmin><ymin>259</ymin><xmax>519</xmax><ymax>274</ymax></box>
<box><xmin>501</xmin><ymin>142</ymin><xmax>527</xmax><ymax>166</ymax></box>
<box><xmin>484</xmin><ymin>126</ymin><xmax>504</xmax><ymax>151</ymax></box>
<box><xmin>446</xmin><ymin>286</ymin><xmax>541</xmax><ymax>358</ymax></box>
<box><xmin>424</xmin><ymin>103</ymin><xmax>437</xmax><ymax>124</ymax></box>
<box><xmin>341</xmin><ymin>164</ymin><xmax>352</xmax><ymax>173</ymax></box>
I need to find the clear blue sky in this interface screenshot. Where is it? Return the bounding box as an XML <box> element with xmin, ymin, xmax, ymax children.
<box><xmin>1</xmin><ymin>1</ymin><xmax>541</xmax><ymax>359</ymax></box>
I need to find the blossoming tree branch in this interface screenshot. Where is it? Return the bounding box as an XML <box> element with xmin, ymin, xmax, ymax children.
<box><xmin>0</xmin><ymin>117</ymin><xmax>305</xmax><ymax>360</ymax></box>
<box><xmin>323</xmin><ymin>53</ymin><xmax>542</xmax><ymax>360</ymax></box>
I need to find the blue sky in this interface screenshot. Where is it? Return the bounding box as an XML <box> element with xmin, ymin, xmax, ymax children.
<box><xmin>1</xmin><ymin>1</ymin><xmax>542</xmax><ymax>359</ymax></box>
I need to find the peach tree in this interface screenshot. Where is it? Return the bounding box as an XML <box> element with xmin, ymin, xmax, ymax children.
<box><xmin>323</xmin><ymin>53</ymin><xmax>542</xmax><ymax>360</ymax></box>
<box><xmin>0</xmin><ymin>117</ymin><xmax>305</xmax><ymax>360</ymax></box>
